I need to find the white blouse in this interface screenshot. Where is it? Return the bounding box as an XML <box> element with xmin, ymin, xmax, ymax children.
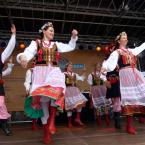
<box><xmin>104</xmin><ymin>42</ymin><xmax>145</xmax><ymax>72</ymax></box>
<box><xmin>64</xmin><ymin>72</ymin><xmax>85</xmax><ymax>81</ymax></box>
<box><xmin>2</xmin><ymin>34</ymin><xmax>16</xmax><ymax>63</ymax></box>
<box><xmin>2</xmin><ymin>63</ymin><xmax>14</xmax><ymax>77</ymax></box>
<box><xmin>100</xmin><ymin>60</ymin><xmax>107</xmax><ymax>81</ymax></box>
<box><xmin>24</xmin><ymin>68</ymin><xmax>33</xmax><ymax>92</ymax></box>
<box><xmin>17</xmin><ymin>36</ymin><xmax>78</xmax><ymax>63</ymax></box>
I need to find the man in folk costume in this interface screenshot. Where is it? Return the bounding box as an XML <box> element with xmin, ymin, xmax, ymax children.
<box><xmin>0</xmin><ymin>25</ymin><xmax>16</xmax><ymax>136</ymax></box>
<box><xmin>64</xmin><ymin>62</ymin><xmax>87</xmax><ymax>128</ymax></box>
<box><xmin>101</xmin><ymin>44</ymin><xmax>122</xmax><ymax>130</ymax></box>
<box><xmin>101</xmin><ymin>32</ymin><xmax>145</xmax><ymax>134</ymax></box>
<box><xmin>88</xmin><ymin>63</ymin><xmax>112</xmax><ymax>127</ymax></box>
<box><xmin>17</xmin><ymin>22</ymin><xmax>78</xmax><ymax>144</ymax></box>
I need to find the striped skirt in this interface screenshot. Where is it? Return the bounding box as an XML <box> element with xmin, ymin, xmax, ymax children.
<box><xmin>120</xmin><ymin>67</ymin><xmax>145</xmax><ymax>115</ymax></box>
<box><xmin>91</xmin><ymin>85</ymin><xmax>112</xmax><ymax>114</ymax></box>
<box><xmin>65</xmin><ymin>86</ymin><xmax>87</xmax><ymax>111</ymax></box>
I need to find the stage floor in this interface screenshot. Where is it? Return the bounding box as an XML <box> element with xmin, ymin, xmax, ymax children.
<box><xmin>1</xmin><ymin>119</ymin><xmax>145</xmax><ymax>145</ymax></box>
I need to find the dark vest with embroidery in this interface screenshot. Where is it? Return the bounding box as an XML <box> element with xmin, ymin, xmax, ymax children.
<box><xmin>35</xmin><ymin>40</ymin><xmax>60</xmax><ymax>66</ymax></box>
<box><xmin>91</xmin><ymin>73</ymin><xmax>103</xmax><ymax>86</ymax></box>
<box><xmin>0</xmin><ymin>54</ymin><xmax>5</xmax><ymax>95</ymax></box>
<box><xmin>106</xmin><ymin>69</ymin><xmax>121</xmax><ymax>99</ymax></box>
<box><xmin>118</xmin><ymin>49</ymin><xmax>136</xmax><ymax>69</ymax></box>
<box><xmin>106</xmin><ymin>70</ymin><xmax>119</xmax><ymax>84</ymax></box>
<box><xmin>65</xmin><ymin>73</ymin><xmax>77</xmax><ymax>87</ymax></box>
<box><xmin>118</xmin><ymin>55</ymin><xmax>131</xmax><ymax>68</ymax></box>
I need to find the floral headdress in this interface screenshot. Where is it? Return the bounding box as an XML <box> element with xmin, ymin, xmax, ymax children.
<box><xmin>39</xmin><ymin>22</ymin><xmax>53</xmax><ymax>33</ymax></box>
<box><xmin>115</xmin><ymin>31</ymin><xmax>127</xmax><ymax>41</ymax></box>
<box><xmin>65</xmin><ymin>61</ymin><xmax>73</xmax><ymax>68</ymax></box>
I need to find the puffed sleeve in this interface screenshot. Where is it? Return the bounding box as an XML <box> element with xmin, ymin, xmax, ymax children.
<box><xmin>75</xmin><ymin>73</ymin><xmax>85</xmax><ymax>81</ymax></box>
<box><xmin>87</xmin><ymin>74</ymin><xmax>93</xmax><ymax>85</ymax></box>
<box><xmin>104</xmin><ymin>50</ymin><xmax>119</xmax><ymax>72</ymax></box>
<box><xmin>128</xmin><ymin>42</ymin><xmax>145</xmax><ymax>56</ymax></box>
<box><xmin>100</xmin><ymin>61</ymin><xmax>107</xmax><ymax>81</ymax></box>
<box><xmin>16</xmin><ymin>40</ymin><xmax>37</xmax><ymax>63</ymax></box>
<box><xmin>2</xmin><ymin>34</ymin><xmax>16</xmax><ymax>63</ymax></box>
<box><xmin>55</xmin><ymin>36</ymin><xmax>78</xmax><ymax>53</ymax></box>
<box><xmin>2</xmin><ymin>63</ymin><xmax>14</xmax><ymax>77</ymax></box>
<box><xmin>24</xmin><ymin>69</ymin><xmax>32</xmax><ymax>92</ymax></box>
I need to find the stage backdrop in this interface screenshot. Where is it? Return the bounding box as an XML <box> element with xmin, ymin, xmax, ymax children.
<box><xmin>5</xmin><ymin>49</ymin><xmax>105</xmax><ymax>111</ymax></box>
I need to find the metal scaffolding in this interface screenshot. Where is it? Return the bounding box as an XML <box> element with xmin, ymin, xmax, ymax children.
<box><xmin>0</xmin><ymin>0</ymin><xmax>145</xmax><ymax>45</ymax></box>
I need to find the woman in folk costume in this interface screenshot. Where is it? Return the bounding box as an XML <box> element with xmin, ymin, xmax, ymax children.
<box><xmin>101</xmin><ymin>44</ymin><xmax>122</xmax><ymax>129</ymax></box>
<box><xmin>0</xmin><ymin>25</ymin><xmax>16</xmax><ymax>136</ymax></box>
<box><xmin>87</xmin><ymin>63</ymin><xmax>112</xmax><ymax>127</ymax></box>
<box><xmin>101</xmin><ymin>31</ymin><xmax>145</xmax><ymax>134</ymax></box>
<box><xmin>17</xmin><ymin>22</ymin><xmax>78</xmax><ymax>144</ymax></box>
<box><xmin>24</xmin><ymin>60</ymin><xmax>41</xmax><ymax>131</ymax></box>
<box><xmin>64</xmin><ymin>62</ymin><xmax>87</xmax><ymax>128</ymax></box>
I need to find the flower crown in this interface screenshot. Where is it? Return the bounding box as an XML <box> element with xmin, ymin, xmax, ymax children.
<box><xmin>115</xmin><ymin>31</ymin><xmax>127</xmax><ymax>41</ymax></box>
<box><xmin>39</xmin><ymin>22</ymin><xmax>53</xmax><ymax>33</ymax></box>
<box><xmin>65</xmin><ymin>61</ymin><xmax>73</xmax><ymax>67</ymax></box>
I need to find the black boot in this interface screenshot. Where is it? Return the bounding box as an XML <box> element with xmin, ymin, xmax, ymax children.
<box><xmin>0</xmin><ymin>119</ymin><xmax>12</xmax><ymax>136</ymax></box>
<box><xmin>114</xmin><ymin>112</ymin><xmax>121</xmax><ymax>129</ymax></box>
<box><xmin>37</xmin><ymin>118</ymin><xmax>42</xmax><ymax>127</ymax></box>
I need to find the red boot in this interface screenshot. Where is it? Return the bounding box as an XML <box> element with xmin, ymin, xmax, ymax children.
<box><xmin>126</xmin><ymin>116</ymin><xmax>137</xmax><ymax>135</ymax></box>
<box><xmin>68</xmin><ymin>116</ymin><xmax>73</xmax><ymax>128</ymax></box>
<box><xmin>105</xmin><ymin>114</ymin><xmax>110</xmax><ymax>126</ymax></box>
<box><xmin>96</xmin><ymin>115</ymin><xmax>102</xmax><ymax>127</ymax></box>
<box><xmin>139</xmin><ymin>116</ymin><xmax>145</xmax><ymax>124</ymax></box>
<box><xmin>31</xmin><ymin>119</ymin><xmax>38</xmax><ymax>131</ymax></box>
<box><xmin>43</xmin><ymin>124</ymin><xmax>52</xmax><ymax>144</ymax></box>
<box><xmin>74</xmin><ymin>112</ymin><xmax>84</xmax><ymax>126</ymax></box>
<box><xmin>48</xmin><ymin>106</ymin><xmax>57</xmax><ymax>134</ymax></box>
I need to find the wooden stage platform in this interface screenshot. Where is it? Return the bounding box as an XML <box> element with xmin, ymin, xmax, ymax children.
<box><xmin>1</xmin><ymin>119</ymin><xmax>145</xmax><ymax>145</ymax></box>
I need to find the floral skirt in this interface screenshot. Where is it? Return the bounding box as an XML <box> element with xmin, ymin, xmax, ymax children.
<box><xmin>24</xmin><ymin>66</ymin><xmax>65</xmax><ymax>119</ymax></box>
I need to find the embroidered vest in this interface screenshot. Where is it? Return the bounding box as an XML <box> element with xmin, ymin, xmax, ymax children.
<box><xmin>106</xmin><ymin>70</ymin><xmax>119</xmax><ymax>84</ymax></box>
<box><xmin>35</xmin><ymin>40</ymin><xmax>60</xmax><ymax>66</ymax></box>
<box><xmin>117</xmin><ymin>49</ymin><xmax>136</xmax><ymax>69</ymax></box>
<box><xmin>65</xmin><ymin>73</ymin><xmax>77</xmax><ymax>87</ymax></box>
<box><xmin>91</xmin><ymin>73</ymin><xmax>103</xmax><ymax>86</ymax></box>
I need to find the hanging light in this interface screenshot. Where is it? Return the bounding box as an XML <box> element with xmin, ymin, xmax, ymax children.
<box><xmin>96</xmin><ymin>46</ymin><xmax>101</xmax><ymax>51</ymax></box>
<box><xmin>19</xmin><ymin>42</ymin><xmax>26</xmax><ymax>49</ymax></box>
